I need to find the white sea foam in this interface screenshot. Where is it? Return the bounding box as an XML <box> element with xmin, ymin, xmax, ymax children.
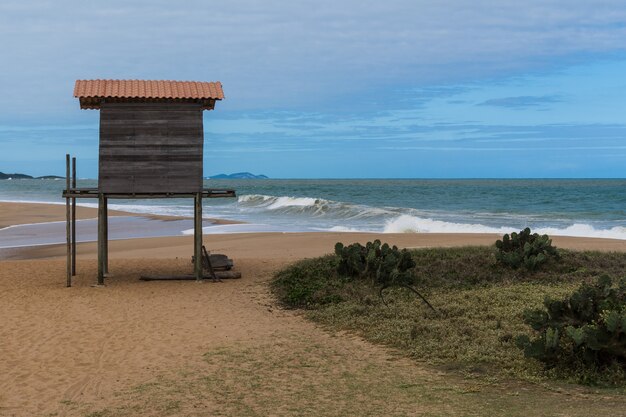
<box><xmin>534</xmin><ymin>224</ymin><xmax>626</xmax><ymax>240</ymax></box>
<box><xmin>239</xmin><ymin>194</ymin><xmax>326</xmax><ymax>210</ymax></box>
<box><xmin>237</xmin><ymin>194</ymin><xmax>391</xmax><ymax>219</ymax></box>
<box><xmin>383</xmin><ymin>214</ymin><xmax>512</xmax><ymax>234</ymax></box>
<box><xmin>77</xmin><ymin>202</ymin><xmax>199</xmax><ymax>219</ymax></box>
<box><xmin>382</xmin><ymin>214</ymin><xmax>626</xmax><ymax>240</ymax></box>
<box><xmin>266</xmin><ymin>196</ymin><xmax>319</xmax><ymax>209</ymax></box>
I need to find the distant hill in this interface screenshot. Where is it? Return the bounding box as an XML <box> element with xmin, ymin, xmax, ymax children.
<box><xmin>0</xmin><ymin>172</ymin><xmax>33</xmax><ymax>179</ymax></box>
<box><xmin>207</xmin><ymin>172</ymin><xmax>269</xmax><ymax>179</ymax></box>
<box><xmin>1</xmin><ymin>169</ymin><xmax>268</xmax><ymax>180</ymax></box>
<box><xmin>0</xmin><ymin>172</ymin><xmax>64</xmax><ymax>180</ymax></box>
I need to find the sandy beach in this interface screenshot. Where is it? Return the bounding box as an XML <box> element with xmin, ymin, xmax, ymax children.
<box><xmin>2</xmin><ymin>202</ymin><xmax>626</xmax><ymax>416</ymax></box>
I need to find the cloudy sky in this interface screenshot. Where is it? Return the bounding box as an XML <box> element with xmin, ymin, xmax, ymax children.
<box><xmin>1</xmin><ymin>1</ymin><xmax>626</xmax><ymax>178</ymax></box>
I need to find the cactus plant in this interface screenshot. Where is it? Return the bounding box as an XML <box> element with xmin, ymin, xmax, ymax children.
<box><xmin>335</xmin><ymin>240</ymin><xmax>415</xmax><ymax>285</ymax></box>
<box><xmin>516</xmin><ymin>275</ymin><xmax>626</xmax><ymax>376</ymax></box>
<box><xmin>495</xmin><ymin>227</ymin><xmax>559</xmax><ymax>270</ymax></box>
<box><xmin>335</xmin><ymin>240</ymin><xmax>436</xmax><ymax>313</ymax></box>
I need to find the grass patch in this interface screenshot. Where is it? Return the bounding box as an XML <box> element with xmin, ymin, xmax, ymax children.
<box><xmin>78</xmin><ymin>340</ymin><xmax>496</xmax><ymax>417</ymax></box>
<box><xmin>78</xmin><ymin>338</ymin><xmax>626</xmax><ymax>417</ymax></box>
<box><xmin>272</xmin><ymin>245</ymin><xmax>626</xmax><ymax>385</ymax></box>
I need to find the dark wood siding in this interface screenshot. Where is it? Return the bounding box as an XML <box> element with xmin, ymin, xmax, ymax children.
<box><xmin>98</xmin><ymin>102</ymin><xmax>204</xmax><ymax>193</ymax></box>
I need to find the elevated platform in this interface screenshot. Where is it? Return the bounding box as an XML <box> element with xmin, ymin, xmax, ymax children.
<box><xmin>62</xmin><ymin>176</ymin><xmax>236</xmax><ymax>287</ymax></box>
<box><xmin>62</xmin><ymin>188</ymin><xmax>236</xmax><ymax>199</ymax></box>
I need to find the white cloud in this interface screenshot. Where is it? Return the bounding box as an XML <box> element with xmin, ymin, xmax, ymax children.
<box><xmin>1</xmin><ymin>0</ymin><xmax>626</xmax><ymax>118</ymax></box>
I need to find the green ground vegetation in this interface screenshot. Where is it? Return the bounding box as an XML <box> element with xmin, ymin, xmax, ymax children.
<box><xmin>77</xmin><ymin>338</ymin><xmax>626</xmax><ymax>417</ymax></box>
<box><xmin>271</xmin><ymin>245</ymin><xmax>626</xmax><ymax>385</ymax></box>
<box><xmin>495</xmin><ymin>227</ymin><xmax>559</xmax><ymax>270</ymax></box>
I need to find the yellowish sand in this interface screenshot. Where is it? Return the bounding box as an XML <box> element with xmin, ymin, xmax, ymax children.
<box><xmin>0</xmin><ymin>202</ymin><xmax>131</xmax><ymax>229</ymax></box>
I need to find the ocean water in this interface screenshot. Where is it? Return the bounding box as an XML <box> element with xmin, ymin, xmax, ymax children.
<box><xmin>0</xmin><ymin>178</ymin><xmax>625</xmax><ymax>239</ymax></box>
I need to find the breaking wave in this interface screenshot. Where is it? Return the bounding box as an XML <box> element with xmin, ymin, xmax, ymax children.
<box><xmin>382</xmin><ymin>215</ymin><xmax>513</xmax><ymax>234</ymax></box>
<box><xmin>235</xmin><ymin>194</ymin><xmax>626</xmax><ymax>240</ymax></box>
<box><xmin>382</xmin><ymin>214</ymin><xmax>626</xmax><ymax>239</ymax></box>
<box><xmin>237</xmin><ymin>194</ymin><xmax>390</xmax><ymax>219</ymax></box>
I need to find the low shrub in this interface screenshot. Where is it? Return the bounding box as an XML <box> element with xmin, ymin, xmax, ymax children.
<box><xmin>271</xmin><ymin>255</ymin><xmax>340</xmax><ymax>308</ymax></box>
<box><xmin>516</xmin><ymin>275</ymin><xmax>626</xmax><ymax>384</ymax></box>
<box><xmin>334</xmin><ymin>240</ymin><xmax>416</xmax><ymax>287</ymax></box>
<box><xmin>495</xmin><ymin>227</ymin><xmax>559</xmax><ymax>270</ymax></box>
<box><xmin>272</xmin><ymin>241</ymin><xmax>434</xmax><ymax>311</ymax></box>
<box><xmin>335</xmin><ymin>240</ymin><xmax>437</xmax><ymax>312</ymax></box>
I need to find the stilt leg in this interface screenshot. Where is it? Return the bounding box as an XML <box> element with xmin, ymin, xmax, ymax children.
<box><xmin>194</xmin><ymin>193</ymin><xmax>203</xmax><ymax>281</ymax></box>
<box><xmin>71</xmin><ymin>157</ymin><xmax>76</xmax><ymax>276</ymax></box>
<box><xmin>65</xmin><ymin>154</ymin><xmax>71</xmax><ymax>287</ymax></box>
<box><xmin>103</xmin><ymin>196</ymin><xmax>108</xmax><ymax>276</ymax></box>
<box><xmin>97</xmin><ymin>193</ymin><xmax>105</xmax><ymax>286</ymax></box>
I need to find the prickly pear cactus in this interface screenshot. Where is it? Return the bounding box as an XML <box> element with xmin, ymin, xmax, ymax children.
<box><xmin>335</xmin><ymin>240</ymin><xmax>416</xmax><ymax>286</ymax></box>
<box><xmin>516</xmin><ymin>275</ymin><xmax>626</xmax><ymax>374</ymax></box>
<box><xmin>495</xmin><ymin>227</ymin><xmax>558</xmax><ymax>270</ymax></box>
<box><xmin>334</xmin><ymin>240</ymin><xmax>436</xmax><ymax>313</ymax></box>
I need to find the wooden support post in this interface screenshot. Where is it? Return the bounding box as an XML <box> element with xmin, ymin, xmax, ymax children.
<box><xmin>65</xmin><ymin>154</ymin><xmax>71</xmax><ymax>287</ymax></box>
<box><xmin>194</xmin><ymin>192</ymin><xmax>203</xmax><ymax>281</ymax></box>
<box><xmin>71</xmin><ymin>157</ymin><xmax>77</xmax><ymax>276</ymax></box>
<box><xmin>103</xmin><ymin>196</ymin><xmax>108</xmax><ymax>276</ymax></box>
<box><xmin>97</xmin><ymin>193</ymin><xmax>105</xmax><ymax>286</ymax></box>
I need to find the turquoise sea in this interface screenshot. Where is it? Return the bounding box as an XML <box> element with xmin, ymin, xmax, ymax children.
<box><xmin>0</xmin><ymin>178</ymin><xmax>625</xmax><ymax>240</ymax></box>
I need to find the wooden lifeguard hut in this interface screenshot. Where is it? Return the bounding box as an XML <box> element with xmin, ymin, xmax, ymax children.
<box><xmin>63</xmin><ymin>79</ymin><xmax>236</xmax><ymax>286</ymax></box>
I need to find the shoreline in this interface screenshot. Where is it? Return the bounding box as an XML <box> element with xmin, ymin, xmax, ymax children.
<box><xmin>1</xmin><ymin>202</ymin><xmax>625</xmax><ymax>259</ymax></box>
<box><xmin>0</xmin><ymin>201</ymin><xmax>241</xmax><ymax>229</ymax></box>
<box><xmin>0</xmin><ymin>202</ymin><xmax>244</xmax><ymax>252</ymax></box>
<box><xmin>3</xmin><ymin>194</ymin><xmax>626</xmax><ymax>240</ymax></box>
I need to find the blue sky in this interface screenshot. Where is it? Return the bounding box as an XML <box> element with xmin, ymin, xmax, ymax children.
<box><xmin>1</xmin><ymin>1</ymin><xmax>626</xmax><ymax>178</ymax></box>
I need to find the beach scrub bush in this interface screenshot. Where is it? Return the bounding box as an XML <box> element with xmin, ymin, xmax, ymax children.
<box><xmin>495</xmin><ymin>228</ymin><xmax>559</xmax><ymax>271</ymax></box>
<box><xmin>273</xmin><ymin>245</ymin><xmax>626</xmax><ymax>385</ymax></box>
<box><xmin>272</xmin><ymin>240</ymin><xmax>435</xmax><ymax>311</ymax></box>
<box><xmin>271</xmin><ymin>255</ymin><xmax>340</xmax><ymax>308</ymax></box>
<box><xmin>334</xmin><ymin>240</ymin><xmax>436</xmax><ymax>312</ymax></box>
<box><xmin>516</xmin><ymin>275</ymin><xmax>626</xmax><ymax>384</ymax></box>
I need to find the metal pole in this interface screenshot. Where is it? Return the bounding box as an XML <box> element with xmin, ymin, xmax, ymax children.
<box><xmin>71</xmin><ymin>157</ymin><xmax>77</xmax><ymax>276</ymax></box>
<box><xmin>65</xmin><ymin>154</ymin><xmax>71</xmax><ymax>287</ymax></box>
<box><xmin>194</xmin><ymin>193</ymin><xmax>203</xmax><ymax>281</ymax></box>
<box><xmin>97</xmin><ymin>193</ymin><xmax>105</xmax><ymax>286</ymax></box>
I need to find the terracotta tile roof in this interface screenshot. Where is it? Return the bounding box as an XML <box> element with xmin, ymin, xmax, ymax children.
<box><xmin>74</xmin><ymin>79</ymin><xmax>224</xmax><ymax>100</ymax></box>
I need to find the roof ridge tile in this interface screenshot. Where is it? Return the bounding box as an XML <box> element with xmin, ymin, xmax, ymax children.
<box><xmin>73</xmin><ymin>79</ymin><xmax>224</xmax><ymax>100</ymax></box>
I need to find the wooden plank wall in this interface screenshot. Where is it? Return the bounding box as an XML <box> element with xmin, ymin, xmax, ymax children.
<box><xmin>99</xmin><ymin>102</ymin><xmax>204</xmax><ymax>193</ymax></box>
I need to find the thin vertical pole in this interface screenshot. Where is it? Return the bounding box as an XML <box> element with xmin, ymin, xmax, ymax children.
<box><xmin>97</xmin><ymin>193</ymin><xmax>105</xmax><ymax>286</ymax></box>
<box><xmin>71</xmin><ymin>157</ymin><xmax>77</xmax><ymax>276</ymax></box>
<box><xmin>103</xmin><ymin>196</ymin><xmax>108</xmax><ymax>276</ymax></box>
<box><xmin>194</xmin><ymin>193</ymin><xmax>203</xmax><ymax>281</ymax></box>
<box><xmin>65</xmin><ymin>154</ymin><xmax>71</xmax><ymax>287</ymax></box>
